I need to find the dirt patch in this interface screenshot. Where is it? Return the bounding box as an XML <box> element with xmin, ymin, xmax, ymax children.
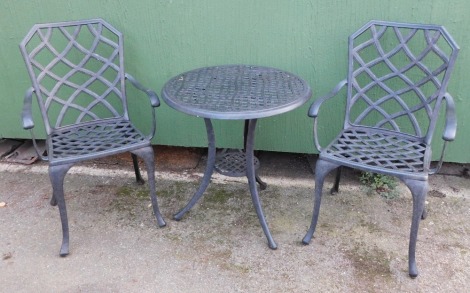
<box><xmin>344</xmin><ymin>241</ymin><xmax>393</xmax><ymax>279</ymax></box>
<box><xmin>76</xmin><ymin>145</ymin><xmax>203</xmax><ymax>172</ymax></box>
<box><xmin>429</xmin><ymin>189</ymin><xmax>447</xmax><ymax>198</ymax></box>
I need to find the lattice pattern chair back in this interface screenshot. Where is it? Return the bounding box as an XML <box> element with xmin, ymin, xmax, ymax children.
<box><xmin>346</xmin><ymin>21</ymin><xmax>459</xmax><ymax>142</ymax></box>
<box><xmin>20</xmin><ymin>19</ymin><xmax>127</xmax><ymax>133</ymax></box>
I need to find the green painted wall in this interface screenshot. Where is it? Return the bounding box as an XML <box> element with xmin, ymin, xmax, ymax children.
<box><xmin>1</xmin><ymin>0</ymin><xmax>469</xmax><ymax>162</ymax></box>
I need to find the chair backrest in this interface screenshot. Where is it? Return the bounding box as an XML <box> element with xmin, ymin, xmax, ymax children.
<box><xmin>345</xmin><ymin>20</ymin><xmax>459</xmax><ymax>141</ymax></box>
<box><xmin>20</xmin><ymin>19</ymin><xmax>128</xmax><ymax>133</ymax></box>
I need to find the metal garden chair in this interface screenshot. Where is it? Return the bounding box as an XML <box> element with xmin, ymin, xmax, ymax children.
<box><xmin>302</xmin><ymin>20</ymin><xmax>459</xmax><ymax>278</ymax></box>
<box><xmin>19</xmin><ymin>19</ymin><xmax>166</xmax><ymax>256</ymax></box>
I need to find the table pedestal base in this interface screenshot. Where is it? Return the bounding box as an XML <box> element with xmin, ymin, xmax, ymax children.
<box><xmin>173</xmin><ymin>118</ymin><xmax>276</xmax><ymax>249</ymax></box>
<box><xmin>214</xmin><ymin>149</ymin><xmax>267</xmax><ymax>190</ymax></box>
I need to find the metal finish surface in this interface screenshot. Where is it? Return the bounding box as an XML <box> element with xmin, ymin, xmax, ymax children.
<box><xmin>162</xmin><ymin>65</ymin><xmax>312</xmax><ymax>249</ymax></box>
<box><xmin>302</xmin><ymin>20</ymin><xmax>459</xmax><ymax>278</ymax></box>
<box><xmin>215</xmin><ymin>149</ymin><xmax>260</xmax><ymax>177</ymax></box>
<box><xmin>162</xmin><ymin>65</ymin><xmax>312</xmax><ymax>120</ymax></box>
<box><xmin>19</xmin><ymin>19</ymin><xmax>166</xmax><ymax>256</ymax></box>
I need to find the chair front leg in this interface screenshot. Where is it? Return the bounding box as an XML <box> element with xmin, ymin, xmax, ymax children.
<box><xmin>49</xmin><ymin>163</ymin><xmax>73</xmax><ymax>257</ymax></box>
<box><xmin>303</xmin><ymin>159</ymin><xmax>340</xmax><ymax>244</ymax></box>
<box><xmin>402</xmin><ymin>178</ymin><xmax>428</xmax><ymax>278</ymax></box>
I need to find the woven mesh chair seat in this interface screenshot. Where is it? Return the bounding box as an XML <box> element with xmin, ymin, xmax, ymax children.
<box><xmin>49</xmin><ymin>119</ymin><xmax>147</xmax><ymax>164</ymax></box>
<box><xmin>323</xmin><ymin>128</ymin><xmax>427</xmax><ymax>174</ymax></box>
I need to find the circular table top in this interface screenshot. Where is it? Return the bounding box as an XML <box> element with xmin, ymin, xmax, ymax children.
<box><xmin>161</xmin><ymin>65</ymin><xmax>312</xmax><ymax>120</ymax></box>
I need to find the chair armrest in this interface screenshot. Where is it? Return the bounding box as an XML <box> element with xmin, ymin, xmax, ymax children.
<box><xmin>21</xmin><ymin>87</ymin><xmax>49</xmax><ymax>161</ymax></box>
<box><xmin>125</xmin><ymin>73</ymin><xmax>160</xmax><ymax>107</ymax></box>
<box><xmin>428</xmin><ymin>93</ymin><xmax>457</xmax><ymax>175</ymax></box>
<box><xmin>442</xmin><ymin>93</ymin><xmax>457</xmax><ymax>141</ymax></box>
<box><xmin>125</xmin><ymin>73</ymin><xmax>159</xmax><ymax>140</ymax></box>
<box><xmin>22</xmin><ymin>87</ymin><xmax>35</xmax><ymax>130</ymax></box>
<box><xmin>308</xmin><ymin>79</ymin><xmax>348</xmax><ymax>118</ymax></box>
<box><xmin>310</xmin><ymin>79</ymin><xmax>347</xmax><ymax>152</ymax></box>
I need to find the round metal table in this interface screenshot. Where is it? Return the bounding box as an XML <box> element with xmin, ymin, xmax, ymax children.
<box><xmin>162</xmin><ymin>64</ymin><xmax>312</xmax><ymax>249</ymax></box>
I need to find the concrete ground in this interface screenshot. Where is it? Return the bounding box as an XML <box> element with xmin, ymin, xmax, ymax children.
<box><xmin>0</xmin><ymin>146</ymin><xmax>469</xmax><ymax>292</ymax></box>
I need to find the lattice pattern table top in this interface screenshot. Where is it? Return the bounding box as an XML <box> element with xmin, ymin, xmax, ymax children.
<box><xmin>323</xmin><ymin>128</ymin><xmax>427</xmax><ymax>176</ymax></box>
<box><xmin>48</xmin><ymin>119</ymin><xmax>148</xmax><ymax>165</ymax></box>
<box><xmin>162</xmin><ymin>65</ymin><xmax>312</xmax><ymax>120</ymax></box>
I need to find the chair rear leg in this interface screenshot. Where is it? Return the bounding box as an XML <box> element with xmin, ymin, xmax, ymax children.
<box><xmin>131</xmin><ymin>147</ymin><xmax>166</xmax><ymax>227</ymax></box>
<box><xmin>330</xmin><ymin>167</ymin><xmax>342</xmax><ymax>194</ymax></box>
<box><xmin>49</xmin><ymin>163</ymin><xmax>73</xmax><ymax>257</ymax></box>
<box><xmin>403</xmin><ymin>178</ymin><xmax>428</xmax><ymax>278</ymax></box>
<box><xmin>131</xmin><ymin>153</ymin><xmax>145</xmax><ymax>185</ymax></box>
<box><xmin>303</xmin><ymin>159</ymin><xmax>340</xmax><ymax>244</ymax></box>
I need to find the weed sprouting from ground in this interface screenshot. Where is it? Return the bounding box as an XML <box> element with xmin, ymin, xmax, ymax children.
<box><xmin>360</xmin><ymin>172</ymin><xmax>399</xmax><ymax>200</ymax></box>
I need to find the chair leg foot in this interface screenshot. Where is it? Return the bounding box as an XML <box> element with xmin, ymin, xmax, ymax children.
<box><xmin>268</xmin><ymin>242</ymin><xmax>278</xmax><ymax>250</ymax></box>
<box><xmin>409</xmin><ymin>256</ymin><xmax>418</xmax><ymax>278</ymax></box>
<box><xmin>303</xmin><ymin>159</ymin><xmax>339</xmax><ymax>245</ymax></box>
<box><xmin>153</xmin><ymin>207</ymin><xmax>166</xmax><ymax>228</ymax></box>
<box><xmin>60</xmin><ymin>241</ymin><xmax>69</xmax><ymax>257</ymax></box>
<box><xmin>302</xmin><ymin>233</ymin><xmax>313</xmax><ymax>245</ymax></box>
<box><xmin>409</xmin><ymin>269</ymin><xmax>418</xmax><ymax>279</ymax></box>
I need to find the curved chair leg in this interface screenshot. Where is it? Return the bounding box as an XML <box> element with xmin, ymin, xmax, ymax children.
<box><xmin>131</xmin><ymin>147</ymin><xmax>166</xmax><ymax>227</ymax></box>
<box><xmin>131</xmin><ymin>153</ymin><xmax>145</xmax><ymax>185</ymax></box>
<box><xmin>330</xmin><ymin>166</ymin><xmax>342</xmax><ymax>195</ymax></box>
<box><xmin>402</xmin><ymin>178</ymin><xmax>428</xmax><ymax>278</ymax></box>
<box><xmin>49</xmin><ymin>163</ymin><xmax>73</xmax><ymax>257</ymax></box>
<box><xmin>302</xmin><ymin>159</ymin><xmax>340</xmax><ymax>244</ymax></box>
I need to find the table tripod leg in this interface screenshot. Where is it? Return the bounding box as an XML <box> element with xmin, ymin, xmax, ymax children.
<box><xmin>174</xmin><ymin>118</ymin><xmax>216</xmax><ymax>221</ymax></box>
<box><xmin>256</xmin><ymin>175</ymin><xmax>267</xmax><ymax>190</ymax></box>
<box><xmin>244</xmin><ymin>119</ymin><xmax>267</xmax><ymax>190</ymax></box>
<box><xmin>245</xmin><ymin>119</ymin><xmax>277</xmax><ymax>249</ymax></box>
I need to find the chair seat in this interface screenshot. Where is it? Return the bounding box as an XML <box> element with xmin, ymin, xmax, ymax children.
<box><xmin>322</xmin><ymin>128</ymin><xmax>428</xmax><ymax>176</ymax></box>
<box><xmin>49</xmin><ymin>119</ymin><xmax>148</xmax><ymax>165</ymax></box>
